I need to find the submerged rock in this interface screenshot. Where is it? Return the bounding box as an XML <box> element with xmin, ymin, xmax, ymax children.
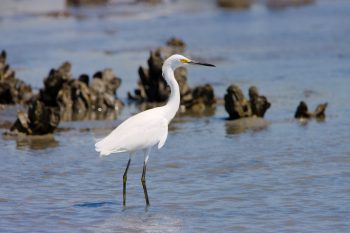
<box><xmin>294</xmin><ymin>101</ymin><xmax>327</xmax><ymax>120</ymax></box>
<box><xmin>129</xmin><ymin>38</ymin><xmax>215</xmax><ymax>113</ymax></box>
<box><xmin>224</xmin><ymin>84</ymin><xmax>270</xmax><ymax>120</ymax></box>
<box><xmin>0</xmin><ymin>50</ymin><xmax>33</xmax><ymax>105</ymax></box>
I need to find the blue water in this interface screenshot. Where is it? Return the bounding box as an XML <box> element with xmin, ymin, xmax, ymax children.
<box><xmin>1</xmin><ymin>0</ymin><xmax>350</xmax><ymax>232</ymax></box>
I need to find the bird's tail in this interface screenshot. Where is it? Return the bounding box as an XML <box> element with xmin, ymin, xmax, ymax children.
<box><xmin>95</xmin><ymin>139</ymin><xmax>112</xmax><ymax>157</ymax></box>
<box><xmin>95</xmin><ymin>138</ymin><xmax>126</xmax><ymax>157</ymax></box>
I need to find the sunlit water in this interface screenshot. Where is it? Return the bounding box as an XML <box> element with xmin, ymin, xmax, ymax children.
<box><xmin>1</xmin><ymin>0</ymin><xmax>350</xmax><ymax>232</ymax></box>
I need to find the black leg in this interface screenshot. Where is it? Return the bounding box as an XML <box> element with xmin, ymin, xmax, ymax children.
<box><xmin>141</xmin><ymin>161</ymin><xmax>150</xmax><ymax>206</ymax></box>
<box><xmin>123</xmin><ymin>158</ymin><xmax>131</xmax><ymax>206</ymax></box>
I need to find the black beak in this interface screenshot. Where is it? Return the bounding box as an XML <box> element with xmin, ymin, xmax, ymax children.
<box><xmin>189</xmin><ymin>60</ymin><xmax>215</xmax><ymax>67</ymax></box>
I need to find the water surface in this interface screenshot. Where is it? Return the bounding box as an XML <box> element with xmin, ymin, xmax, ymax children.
<box><xmin>1</xmin><ymin>0</ymin><xmax>350</xmax><ymax>232</ymax></box>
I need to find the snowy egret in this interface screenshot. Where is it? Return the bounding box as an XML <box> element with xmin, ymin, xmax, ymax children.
<box><xmin>95</xmin><ymin>54</ymin><xmax>215</xmax><ymax>206</ymax></box>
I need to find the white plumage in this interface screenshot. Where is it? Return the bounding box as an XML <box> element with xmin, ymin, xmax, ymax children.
<box><xmin>95</xmin><ymin>107</ymin><xmax>168</xmax><ymax>156</ymax></box>
<box><xmin>94</xmin><ymin>54</ymin><xmax>214</xmax><ymax>206</ymax></box>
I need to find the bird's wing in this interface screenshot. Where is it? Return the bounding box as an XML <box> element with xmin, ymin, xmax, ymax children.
<box><xmin>158</xmin><ymin>119</ymin><xmax>168</xmax><ymax>149</ymax></box>
<box><xmin>95</xmin><ymin>108</ymin><xmax>169</xmax><ymax>155</ymax></box>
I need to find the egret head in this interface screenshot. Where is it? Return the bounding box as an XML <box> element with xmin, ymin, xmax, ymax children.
<box><xmin>164</xmin><ymin>54</ymin><xmax>215</xmax><ymax>71</ymax></box>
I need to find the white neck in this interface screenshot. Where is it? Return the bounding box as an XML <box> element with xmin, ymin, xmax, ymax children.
<box><xmin>162</xmin><ymin>66</ymin><xmax>180</xmax><ymax>122</ymax></box>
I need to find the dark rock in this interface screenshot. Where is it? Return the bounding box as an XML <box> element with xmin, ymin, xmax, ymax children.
<box><xmin>294</xmin><ymin>101</ymin><xmax>310</xmax><ymax>119</ymax></box>
<box><xmin>78</xmin><ymin>74</ymin><xmax>89</xmax><ymax>86</ymax></box>
<box><xmin>166</xmin><ymin>37</ymin><xmax>186</xmax><ymax>52</ymax></box>
<box><xmin>93</xmin><ymin>71</ymin><xmax>103</xmax><ymax>79</ymax></box>
<box><xmin>224</xmin><ymin>84</ymin><xmax>252</xmax><ymax>119</ymax></box>
<box><xmin>0</xmin><ymin>50</ymin><xmax>33</xmax><ymax>105</ymax></box>
<box><xmin>38</xmin><ymin>62</ymin><xmax>122</xmax><ymax>121</ymax></box>
<box><xmin>40</xmin><ymin>62</ymin><xmax>72</xmax><ymax>107</ymax></box>
<box><xmin>90</xmin><ymin>68</ymin><xmax>123</xmax><ymax>113</ymax></box>
<box><xmin>249</xmin><ymin>86</ymin><xmax>271</xmax><ymax>117</ymax></box>
<box><xmin>66</xmin><ymin>0</ymin><xmax>108</xmax><ymax>6</ymax></box>
<box><xmin>224</xmin><ymin>84</ymin><xmax>271</xmax><ymax>133</ymax></box>
<box><xmin>28</xmin><ymin>100</ymin><xmax>60</xmax><ymax>134</ymax></box>
<box><xmin>163</xmin><ymin>38</ymin><xmax>186</xmax><ymax>57</ymax></box>
<box><xmin>0</xmin><ymin>83</ymin><xmax>14</xmax><ymax>104</ymax></box>
<box><xmin>131</xmin><ymin>49</ymin><xmax>183</xmax><ymax>103</ymax></box>
<box><xmin>10</xmin><ymin>111</ymin><xmax>30</xmax><ymax>134</ymax></box>
<box><xmin>217</xmin><ymin>0</ymin><xmax>252</xmax><ymax>9</ymax></box>
<box><xmin>3</xmin><ymin>55</ymin><xmax>124</xmax><ymax>135</ymax></box>
<box><xmin>294</xmin><ymin>101</ymin><xmax>327</xmax><ymax>120</ymax></box>
<box><xmin>314</xmin><ymin>102</ymin><xmax>327</xmax><ymax>119</ymax></box>
<box><xmin>56</xmin><ymin>83</ymin><xmax>72</xmax><ymax>111</ymax></box>
<box><xmin>225</xmin><ymin>84</ymin><xmax>271</xmax><ymax>120</ymax></box>
<box><xmin>129</xmin><ymin>38</ymin><xmax>215</xmax><ymax>114</ymax></box>
<box><xmin>10</xmin><ymin>100</ymin><xmax>60</xmax><ymax>135</ymax></box>
<box><xmin>190</xmin><ymin>84</ymin><xmax>216</xmax><ymax>111</ymax></box>
<box><xmin>0</xmin><ymin>50</ymin><xmax>7</xmax><ymax>63</ymax></box>
<box><xmin>58</xmin><ymin>62</ymin><xmax>72</xmax><ymax>80</ymax></box>
<box><xmin>90</xmin><ymin>77</ymin><xmax>106</xmax><ymax>94</ymax></box>
<box><xmin>102</xmin><ymin>68</ymin><xmax>121</xmax><ymax>95</ymax></box>
<box><xmin>131</xmin><ymin>49</ymin><xmax>190</xmax><ymax>103</ymax></box>
<box><xmin>40</xmin><ymin>71</ymin><xmax>64</xmax><ymax>107</ymax></box>
<box><xmin>70</xmin><ymin>80</ymin><xmax>92</xmax><ymax>113</ymax></box>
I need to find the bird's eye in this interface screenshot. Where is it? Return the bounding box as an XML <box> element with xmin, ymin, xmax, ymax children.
<box><xmin>180</xmin><ymin>59</ymin><xmax>189</xmax><ymax>64</ymax></box>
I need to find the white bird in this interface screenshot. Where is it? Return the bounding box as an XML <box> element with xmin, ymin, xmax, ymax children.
<box><xmin>95</xmin><ymin>54</ymin><xmax>215</xmax><ymax>206</ymax></box>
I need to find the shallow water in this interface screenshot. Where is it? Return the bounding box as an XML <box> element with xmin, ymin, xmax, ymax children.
<box><xmin>1</xmin><ymin>0</ymin><xmax>350</xmax><ymax>232</ymax></box>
